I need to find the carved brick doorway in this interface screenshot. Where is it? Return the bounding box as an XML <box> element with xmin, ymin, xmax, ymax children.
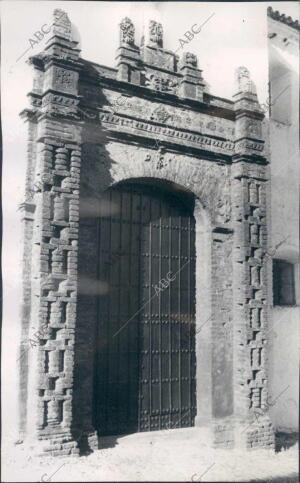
<box><xmin>93</xmin><ymin>181</ymin><xmax>196</xmax><ymax>436</ymax></box>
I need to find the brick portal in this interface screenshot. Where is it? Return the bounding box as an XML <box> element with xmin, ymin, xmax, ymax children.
<box><xmin>18</xmin><ymin>9</ymin><xmax>274</xmax><ymax>455</ymax></box>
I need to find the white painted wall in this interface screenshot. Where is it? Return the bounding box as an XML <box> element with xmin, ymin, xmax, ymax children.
<box><xmin>268</xmin><ymin>13</ymin><xmax>299</xmax><ymax>432</ymax></box>
<box><xmin>269</xmin><ymin>308</ymin><xmax>299</xmax><ymax>431</ymax></box>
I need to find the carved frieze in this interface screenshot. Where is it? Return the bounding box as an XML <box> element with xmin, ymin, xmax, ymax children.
<box><xmin>102</xmin><ymin>91</ymin><xmax>235</xmax><ymax>141</ymax></box>
<box><xmin>235</xmin><ymin>140</ymin><xmax>264</xmax><ymax>154</ymax></box>
<box><xmin>99</xmin><ymin>111</ymin><xmax>235</xmax><ymax>155</ymax></box>
<box><xmin>41</xmin><ymin>95</ymin><xmax>80</xmax><ymax>120</ymax></box>
<box><xmin>77</xmin><ymin>107</ymin><xmax>98</xmax><ymax>121</ymax></box>
<box><xmin>43</xmin><ymin>105</ymin><xmax>69</xmax><ymax>118</ymax></box>
<box><xmin>150</xmin><ymin>106</ymin><xmax>171</xmax><ymax>123</ymax></box>
<box><xmin>42</xmin><ymin>93</ymin><xmax>78</xmax><ymax>108</ymax></box>
<box><xmin>52</xmin><ymin>50</ymin><xmax>76</xmax><ymax>61</ymax></box>
<box><xmin>30</xmin><ymin>96</ymin><xmax>42</xmax><ymax>107</ymax></box>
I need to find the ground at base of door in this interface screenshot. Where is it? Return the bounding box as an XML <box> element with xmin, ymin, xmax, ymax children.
<box><xmin>2</xmin><ymin>427</ymin><xmax>298</xmax><ymax>482</ymax></box>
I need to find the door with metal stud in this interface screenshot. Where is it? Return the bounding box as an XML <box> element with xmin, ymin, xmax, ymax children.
<box><xmin>94</xmin><ymin>182</ymin><xmax>196</xmax><ymax>436</ymax></box>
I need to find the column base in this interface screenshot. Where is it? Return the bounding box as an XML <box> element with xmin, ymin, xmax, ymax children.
<box><xmin>234</xmin><ymin>415</ymin><xmax>275</xmax><ymax>449</ymax></box>
<box><xmin>38</xmin><ymin>431</ymin><xmax>80</xmax><ymax>456</ymax></box>
<box><xmin>75</xmin><ymin>428</ymin><xmax>99</xmax><ymax>454</ymax></box>
<box><xmin>213</xmin><ymin>418</ymin><xmax>235</xmax><ymax>449</ymax></box>
<box><xmin>19</xmin><ymin>433</ymin><xmax>80</xmax><ymax>457</ymax></box>
<box><xmin>22</xmin><ymin>427</ymin><xmax>99</xmax><ymax>457</ymax></box>
<box><xmin>212</xmin><ymin>415</ymin><xmax>275</xmax><ymax>450</ymax></box>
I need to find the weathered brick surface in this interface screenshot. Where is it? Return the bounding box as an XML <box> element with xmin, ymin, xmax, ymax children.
<box><xmin>19</xmin><ymin>10</ymin><xmax>274</xmax><ymax>455</ymax></box>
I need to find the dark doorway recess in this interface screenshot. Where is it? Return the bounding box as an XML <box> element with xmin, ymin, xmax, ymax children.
<box><xmin>94</xmin><ymin>181</ymin><xmax>196</xmax><ymax>436</ymax></box>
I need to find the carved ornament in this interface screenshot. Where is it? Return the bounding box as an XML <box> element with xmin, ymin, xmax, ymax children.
<box><xmin>144</xmin><ymin>72</ymin><xmax>178</xmax><ymax>93</ymax></box>
<box><xmin>120</xmin><ymin>17</ymin><xmax>135</xmax><ymax>45</ymax></box>
<box><xmin>149</xmin><ymin>20</ymin><xmax>163</xmax><ymax>47</ymax></box>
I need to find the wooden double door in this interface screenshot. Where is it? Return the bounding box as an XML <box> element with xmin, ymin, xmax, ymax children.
<box><xmin>94</xmin><ymin>181</ymin><xmax>196</xmax><ymax>436</ymax></box>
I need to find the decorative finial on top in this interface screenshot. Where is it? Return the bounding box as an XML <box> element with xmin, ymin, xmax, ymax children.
<box><xmin>183</xmin><ymin>52</ymin><xmax>198</xmax><ymax>68</ymax></box>
<box><xmin>120</xmin><ymin>17</ymin><xmax>135</xmax><ymax>46</ymax></box>
<box><xmin>52</xmin><ymin>9</ymin><xmax>72</xmax><ymax>41</ymax></box>
<box><xmin>149</xmin><ymin>20</ymin><xmax>163</xmax><ymax>48</ymax></box>
<box><xmin>235</xmin><ymin>66</ymin><xmax>257</xmax><ymax>95</ymax></box>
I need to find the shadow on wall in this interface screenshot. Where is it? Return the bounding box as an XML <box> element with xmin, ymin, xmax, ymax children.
<box><xmin>72</xmin><ymin>108</ymin><xmax>116</xmax><ymax>454</ymax></box>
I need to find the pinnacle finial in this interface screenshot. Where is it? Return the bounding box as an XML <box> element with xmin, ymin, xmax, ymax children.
<box><xmin>120</xmin><ymin>17</ymin><xmax>135</xmax><ymax>46</ymax></box>
<box><xmin>235</xmin><ymin>66</ymin><xmax>257</xmax><ymax>95</ymax></box>
<box><xmin>148</xmin><ymin>20</ymin><xmax>163</xmax><ymax>48</ymax></box>
<box><xmin>182</xmin><ymin>52</ymin><xmax>198</xmax><ymax>68</ymax></box>
<box><xmin>52</xmin><ymin>9</ymin><xmax>72</xmax><ymax>41</ymax></box>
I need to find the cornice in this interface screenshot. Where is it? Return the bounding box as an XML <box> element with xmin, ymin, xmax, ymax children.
<box><xmin>267</xmin><ymin>6</ymin><xmax>300</xmax><ymax>32</ymax></box>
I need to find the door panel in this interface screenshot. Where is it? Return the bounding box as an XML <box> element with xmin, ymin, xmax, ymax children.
<box><xmin>94</xmin><ymin>183</ymin><xmax>196</xmax><ymax>436</ymax></box>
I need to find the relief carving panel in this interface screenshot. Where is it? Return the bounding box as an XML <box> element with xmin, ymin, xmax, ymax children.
<box><xmin>144</xmin><ymin>71</ymin><xmax>178</xmax><ymax>94</ymax></box>
<box><xmin>102</xmin><ymin>89</ymin><xmax>235</xmax><ymax>141</ymax></box>
<box><xmin>47</xmin><ymin>67</ymin><xmax>78</xmax><ymax>95</ymax></box>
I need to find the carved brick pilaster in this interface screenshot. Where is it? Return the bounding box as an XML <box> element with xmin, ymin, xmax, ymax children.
<box><xmin>31</xmin><ymin>141</ymin><xmax>81</xmax><ymax>454</ymax></box>
<box><xmin>21</xmin><ymin>10</ymin><xmax>96</xmax><ymax>456</ymax></box>
<box><xmin>231</xmin><ymin>159</ymin><xmax>274</xmax><ymax>449</ymax></box>
<box><xmin>231</xmin><ymin>66</ymin><xmax>273</xmax><ymax>449</ymax></box>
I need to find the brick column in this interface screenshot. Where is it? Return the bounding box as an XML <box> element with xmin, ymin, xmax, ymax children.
<box><xmin>32</xmin><ymin>144</ymin><xmax>83</xmax><ymax>456</ymax></box>
<box><xmin>21</xmin><ymin>9</ymin><xmax>97</xmax><ymax>455</ymax></box>
<box><xmin>231</xmin><ymin>67</ymin><xmax>275</xmax><ymax>449</ymax></box>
